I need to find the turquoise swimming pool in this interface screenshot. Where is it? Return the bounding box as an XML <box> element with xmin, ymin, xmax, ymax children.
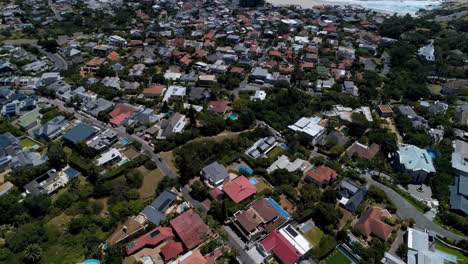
<box><xmin>249</xmin><ymin>178</ymin><xmax>258</xmax><ymax>185</ymax></box>
<box><xmin>229</xmin><ymin>113</ymin><xmax>238</xmax><ymax>120</ymax></box>
<box><xmin>267</xmin><ymin>197</ymin><xmax>290</xmax><ymax>219</ymax></box>
<box><xmin>82</xmin><ymin>260</ymin><xmax>100</xmax><ymax>264</ymax></box>
<box><xmin>120</xmin><ymin>137</ymin><xmax>131</xmax><ymax>145</ymax></box>
<box><xmin>427</xmin><ymin>149</ymin><xmax>439</xmax><ymax>158</ymax></box>
<box><xmin>238</xmin><ymin>165</ymin><xmax>253</xmax><ymax>175</ymax></box>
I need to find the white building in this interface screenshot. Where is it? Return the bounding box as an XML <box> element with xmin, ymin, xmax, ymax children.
<box><xmin>250</xmin><ymin>90</ymin><xmax>266</xmax><ymax>101</ymax></box>
<box><xmin>288</xmin><ymin>117</ymin><xmax>325</xmax><ymax>144</ymax></box>
<box><xmin>96</xmin><ymin>148</ymin><xmax>122</xmax><ymax>166</ymax></box>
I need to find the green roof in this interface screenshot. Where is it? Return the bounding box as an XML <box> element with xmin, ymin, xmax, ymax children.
<box><xmin>316</xmin><ymin>66</ymin><xmax>329</xmax><ymax>74</ymax></box>
<box><xmin>19</xmin><ymin>108</ymin><xmax>41</xmax><ymax>128</ymax></box>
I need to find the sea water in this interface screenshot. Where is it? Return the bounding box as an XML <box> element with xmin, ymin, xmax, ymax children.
<box><xmin>319</xmin><ymin>0</ymin><xmax>442</xmax><ymax>15</ymax></box>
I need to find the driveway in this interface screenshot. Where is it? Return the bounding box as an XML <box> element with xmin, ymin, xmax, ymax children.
<box><xmin>363</xmin><ymin>173</ymin><xmax>467</xmax><ymax>241</ymax></box>
<box><xmin>223</xmin><ymin>225</ymin><xmax>262</xmax><ymax>264</ymax></box>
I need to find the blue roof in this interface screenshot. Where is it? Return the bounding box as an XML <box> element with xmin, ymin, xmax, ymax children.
<box><xmin>63</xmin><ymin>123</ymin><xmax>98</xmax><ymax>144</ymax></box>
<box><xmin>399</xmin><ymin>145</ymin><xmax>435</xmax><ymax>173</ymax></box>
<box><xmin>64</xmin><ymin>167</ymin><xmax>80</xmax><ymax>180</ymax></box>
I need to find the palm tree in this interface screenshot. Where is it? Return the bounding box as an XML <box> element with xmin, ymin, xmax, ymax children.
<box><xmin>23</xmin><ymin>243</ymin><xmax>42</xmax><ymax>263</ymax></box>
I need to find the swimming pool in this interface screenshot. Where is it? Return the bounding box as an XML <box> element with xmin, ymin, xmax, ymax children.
<box><xmin>82</xmin><ymin>260</ymin><xmax>100</xmax><ymax>264</ymax></box>
<box><xmin>299</xmin><ymin>221</ymin><xmax>315</xmax><ymax>233</ymax></box>
<box><xmin>267</xmin><ymin>198</ymin><xmax>290</xmax><ymax>219</ymax></box>
<box><xmin>229</xmin><ymin>113</ymin><xmax>238</xmax><ymax>120</ymax></box>
<box><xmin>118</xmin><ymin>159</ymin><xmax>129</xmax><ymax>166</ymax></box>
<box><xmin>434</xmin><ymin>250</ymin><xmax>458</xmax><ymax>263</ymax></box>
<box><xmin>119</xmin><ymin>137</ymin><xmax>131</xmax><ymax>145</ymax></box>
<box><xmin>249</xmin><ymin>178</ymin><xmax>258</xmax><ymax>185</ymax></box>
<box><xmin>427</xmin><ymin>149</ymin><xmax>439</xmax><ymax>159</ymax></box>
<box><xmin>238</xmin><ymin>165</ymin><xmax>253</xmax><ymax>175</ymax></box>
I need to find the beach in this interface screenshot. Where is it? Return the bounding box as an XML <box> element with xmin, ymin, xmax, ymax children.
<box><xmin>266</xmin><ymin>0</ymin><xmax>443</xmax><ymax>15</ymax></box>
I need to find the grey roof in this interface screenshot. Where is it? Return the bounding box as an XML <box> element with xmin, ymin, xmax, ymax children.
<box><xmin>63</xmin><ymin>123</ymin><xmax>98</xmax><ymax>144</ymax></box>
<box><xmin>33</xmin><ymin>115</ymin><xmax>66</xmax><ymax>140</ymax></box>
<box><xmin>10</xmin><ymin>150</ymin><xmax>44</xmax><ymax>169</ymax></box>
<box><xmin>345</xmin><ymin>187</ymin><xmax>367</xmax><ymax>212</ymax></box>
<box><xmin>201</xmin><ymin>161</ymin><xmax>229</xmax><ymax>184</ymax></box>
<box><xmin>428</xmin><ymin>102</ymin><xmax>448</xmax><ymax>114</ymax></box>
<box><xmin>450</xmin><ymin>175</ymin><xmax>468</xmax><ymax>214</ymax></box>
<box><xmin>0</xmin><ymin>132</ymin><xmax>19</xmax><ymax>149</ymax></box>
<box><xmin>23</xmin><ymin>169</ymin><xmax>59</xmax><ymax>196</ymax></box>
<box><xmin>189</xmin><ymin>87</ymin><xmax>211</xmax><ymax>101</ymax></box>
<box><xmin>142</xmin><ymin>190</ymin><xmax>178</xmax><ymax>225</ymax></box>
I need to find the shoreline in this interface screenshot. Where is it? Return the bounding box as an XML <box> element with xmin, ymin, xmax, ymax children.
<box><xmin>265</xmin><ymin>0</ymin><xmax>443</xmax><ymax>15</ymax></box>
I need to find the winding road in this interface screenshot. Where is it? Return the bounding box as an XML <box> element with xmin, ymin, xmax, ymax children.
<box><xmin>363</xmin><ymin>173</ymin><xmax>467</xmax><ymax>242</ymax></box>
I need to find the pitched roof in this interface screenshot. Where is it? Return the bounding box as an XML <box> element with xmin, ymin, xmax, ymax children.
<box><xmin>347</xmin><ymin>142</ymin><xmax>380</xmax><ymax>160</ymax></box>
<box><xmin>170</xmin><ymin>209</ymin><xmax>210</xmax><ymax>249</ymax></box>
<box><xmin>450</xmin><ymin>175</ymin><xmax>468</xmax><ymax>214</ymax></box>
<box><xmin>107</xmin><ymin>51</ymin><xmax>120</xmax><ymax>61</ymax></box>
<box><xmin>208</xmin><ymin>101</ymin><xmax>229</xmax><ymax>114</ymax></box>
<box><xmin>236</xmin><ymin>198</ymin><xmax>285</xmax><ymax>234</ymax></box>
<box><xmin>260</xmin><ymin>230</ymin><xmax>302</xmax><ymax>264</ymax></box>
<box><xmin>398</xmin><ymin>145</ymin><xmax>435</xmax><ymax>173</ymax></box>
<box><xmin>223</xmin><ymin>176</ymin><xmax>257</xmax><ymax>203</ymax></box>
<box><xmin>143</xmin><ymin>84</ymin><xmax>167</xmax><ymax>96</ymax></box>
<box><xmin>201</xmin><ymin>161</ymin><xmax>229</xmax><ymax>184</ymax></box>
<box><xmin>63</xmin><ymin>123</ymin><xmax>98</xmax><ymax>144</ymax></box>
<box><xmin>179</xmin><ymin>249</ymin><xmax>207</xmax><ymax>264</ymax></box>
<box><xmin>305</xmin><ymin>166</ymin><xmax>337</xmax><ymax>183</ymax></box>
<box><xmin>107</xmin><ymin>216</ymin><xmax>146</xmax><ymax>246</ymax></box>
<box><xmin>142</xmin><ymin>190</ymin><xmax>178</xmax><ymax>225</ymax></box>
<box><xmin>126</xmin><ymin>226</ymin><xmax>174</xmax><ymax>255</ymax></box>
<box><xmin>161</xmin><ymin>240</ymin><xmax>184</xmax><ymax>261</ymax></box>
<box><xmin>109</xmin><ymin>104</ymin><xmax>135</xmax><ymax>126</ymax></box>
<box><xmin>354</xmin><ymin>207</ymin><xmax>394</xmax><ymax>240</ymax></box>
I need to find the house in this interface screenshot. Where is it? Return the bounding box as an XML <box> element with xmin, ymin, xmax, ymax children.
<box><xmin>305</xmin><ymin>166</ymin><xmax>338</xmax><ymax>187</ymax></box>
<box><xmin>396</xmin><ymin>145</ymin><xmax>435</xmax><ymax>183</ymax></box>
<box><xmin>208</xmin><ymin>101</ymin><xmax>229</xmax><ymax>115</ymax></box>
<box><xmin>0</xmin><ymin>181</ymin><xmax>13</xmax><ymax>196</ymax></box>
<box><xmin>0</xmin><ymin>132</ymin><xmax>20</xmax><ymax>171</ymax></box>
<box><xmin>338</xmin><ymin>178</ymin><xmax>367</xmax><ymax>212</ymax></box>
<box><xmin>63</xmin><ymin>123</ymin><xmax>98</xmax><ymax>144</ymax></box>
<box><xmin>418</xmin><ymin>41</ymin><xmax>435</xmax><ymax>62</ymax></box>
<box><xmin>161</xmin><ymin>240</ymin><xmax>184</xmax><ymax>261</ymax></box>
<box><xmin>156</xmin><ymin>113</ymin><xmax>186</xmax><ymax>140</ymax></box>
<box><xmin>125</xmin><ymin>226</ymin><xmax>174</xmax><ymax>255</ymax></box>
<box><xmin>170</xmin><ymin>209</ymin><xmax>210</xmax><ymax>249</ymax></box>
<box><xmin>82</xmin><ymin>98</ymin><xmax>114</xmax><ymax>117</ymax></box>
<box><xmin>143</xmin><ymin>84</ymin><xmax>166</xmax><ymax>98</ymax></box>
<box><xmin>343</xmin><ymin>81</ymin><xmax>358</xmax><ymax>96</ymax></box>
<box><xmin>406</xmin><ymin>228</ymin><xmax>443</xmax><ymax>264</ymax></box>
<box><xmin>250</xmin><ymin>67</ymin><xmax>270</xmax><ymax>82</ymax></box>
<box><xmin>244</xmin><ymin>136</ymin><xmax>278</xmax><ymax>159</ymax></box>
<box><xmin>450</xmin><ymin>140</ymin><xmax>468</xmax><ymax>215</ymax></box>
<box><xmin>223</xmin><ymin>176</ymin><xmax>257</xmax><ymax>204</ymax></box>
<box><xmin>397</xmin><ymin>105</ymin><xmax>428</xmax><ymax>130</ymax></box>
<box><xmin>23</xmin><ymin>169</ymin><xmax>68</xmax><ymax>196</ymax></box>
<box><xmin>163</xmin><ymin>85</ymin><xmax>186</xmax><ymax>102</ymax></box>
<box><xmin>87</xmin><ymin>129</ymin><xmax>118</xmax><ymax>152</ymax></box>
<box><xmin>201</xmin><ymin>161</ymin><xmax>229</xmax><ymax>186</ymax></box>
<box><xmin>107</xmin><ymin>215</ymin><xmax>147</xmax><ymax>246</ymax></box>
<box><xmin>141</xmin><ymin>189</ymin><xmax>178</xmax><ymax>225</ymax></box>
<box><xmin>455</xmin><ymin>104</ymin><xmax>468</xmax><ymax>125</ymax></box>
<box><xmin>171</xmin><ymin>249</ymin><xmax>208</xmax><ymax>264</ymax></box>
<box><xmin>231</xmin><ymin>197</ymin><xmax>288</xmax><ymax>241</ymax></box>
<box><xmin>250</xmin><ymin>90</ymin><xmax>266</xmax><ymax>101</ymax></box>
<box><xmin>259</xmin><ymin>224</ymin><xmax>312</xmax><ymax>264</ymax></box>
<box><xmin>427</xmin><ymin>101</ymin><xmax>448</xmax><ymax>114</ymax></box>
<box><xmin>81</xmin><ymin>57</ymin><xmax>106</xmax><ymax>76</ymax></box>
<box><xmin>354</xmin><ymin>206</ymin><xmax>394</xmax><ymax>241</ymax></box>
<box><xmin>288</xmin><ymin>117</ymin><xmax>325</xmax><ymax>144</ymax></box>
<box><xmin>188</xmin><ymin>87</ymin><xmax>211</xmax><ymax>101</ymax></box>
<box><xmin>267</xmin><ymin>155</ymin><xmax>310</xmax><ymax>174</ymax></box>
<box><xmin>346</xmin><ymin>142</ymin><xmax>380</xmax><ymax>160</ymax></box>
<box><xmin>109</xmin><ymin>104</ymin><xmax>135</xmax><ymax>126</ymax></box>
<box><xmin>33</xmin><ymin>115</ymin><xmax>67</xmax><ymax>141</ymax></box>
<box><xmin>378</xmin><ymin>105</ymin><xmax>393</xmax><ymax>117</ymax></box>
<box><xmin>96</xmin><ymin>148</ymin><xmax>122</xmax><ymax>166</ymax></box>
<box><xmin>19</xmin><ymin>108</ymin><xmax>41</xmax><ymax>130</ymax></box>
<box><xmin>198</xmin><ymin>75</ymin><xmax>217</xmax><ymax>87</ymax></box>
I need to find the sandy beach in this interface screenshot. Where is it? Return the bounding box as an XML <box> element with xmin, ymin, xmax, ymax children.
<box><xmin>266</xmin><ymin>0</ymin><xmax>443</xmax><ymax>15</ymax></box>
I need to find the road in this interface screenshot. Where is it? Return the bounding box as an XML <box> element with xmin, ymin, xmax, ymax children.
<box><xmin>363</xmin><ymin>173</ymin><xmax>467</xmax><ymax>241</ymax></box>
<box><xmin>35</xmin><ymin>45</ymin><xmax>68</xmax><ymax>71</ymax></box>
<box><xmin>48</xmin><ymin>0</ymin><xmax>63</xmax><ymax>21</ymax></box>
<box><xmin>223</xmin><ymin>225</ymin><xmax>258</xmax><ymax>264</ymax></box>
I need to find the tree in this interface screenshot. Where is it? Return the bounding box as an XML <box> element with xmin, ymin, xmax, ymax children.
<box><xmin>47</xmin><ymin>142</ymin><xmax>67</xmax><ymax>170</ymax></box>
<box><xmin>321</xmin><ymin>188</ymin><xmax>337</xmax><ymax>204</ymax></box>
<box><xmin>190</xmin><ymin>180</ymin><xmax>208</xmax><ymax>201</ymax></box>
<box><xmin>396</xmin><ymin>243</ymin><xmax>408</xmax><ymax>260</ymax></box>
<box><xmin>23</xmin><ymin>244</ymin><xmax>42</xmax><ymax>263</ymax></box>
<box><xmin>23</xmin><ymin>194</ymin><xmax>51</xmax><ymax>218</ymax></box>
<box><xmin>311</xmin><ymin>202</ymin><xmax>341</xmax><ymax>232</ymax></box>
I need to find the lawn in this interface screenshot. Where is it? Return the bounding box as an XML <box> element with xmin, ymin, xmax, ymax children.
<box><xmin>20</xmin><ymin>137</ymin><xmax>39</xmax><ymax>149</ymax></box>
<box><xmin>268</xmin><ymin>146</ymin><xmax>284</xmax><ymax>159</ymax></box>
<box><xmin>325</xmin><ymin>249</ymin><xmax>351</xmax><ymax>264</ymax></box>
<box><xmin>303</xmin><ymin>227</ymin><xmax>324</xmax><ymax>248</ymax></box>
<box><xmin>137</xmin><ymin>166</ymin><xmax>165</xmax><ymax>200</ymax></box>
<box><xmin>435</xmin><ymin>241</ymin><xmax>468</xmax><ymax>264</ymax></box>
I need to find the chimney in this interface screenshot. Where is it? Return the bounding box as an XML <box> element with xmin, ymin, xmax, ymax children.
<box><xmin>123</xmin><ymin>226</ymin><xmax>128</xmax><ymax>234</ymax></box>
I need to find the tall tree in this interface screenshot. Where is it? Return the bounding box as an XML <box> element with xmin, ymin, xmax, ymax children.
<box><xmin>23</xmin><ymin>244</ymin><xmax>42</xmax><ymax>263</ymax></box>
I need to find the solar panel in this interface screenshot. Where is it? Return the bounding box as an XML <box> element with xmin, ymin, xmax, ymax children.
<box><xmin>149</xmin><ymin>230</ymin><xmax>160</xmax><ymax>238</ymax></box>
<box><xmin>286</xmin><ymin>225</ymin><xmax>298</xmax><ymax>237</ymax></box>
<box><xmin>127</xmin><ymin>241</ymin><xmax>137</xmax><ymax>249</ymax></box>
<box><xmin>157</xmin><ymin>199</ymin><xmax>171</xmax><ymax>212</ymax></box>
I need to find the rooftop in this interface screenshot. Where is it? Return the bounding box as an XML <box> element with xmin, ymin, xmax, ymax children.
<box><xmin>223</xmin><ymin>176</ymin><xmax>257</xmax><ymax>204</ymax></box>
<box><xmin>169</xmin><ymin>209</ymin><xmax>210</xmax><ymax>249</ymax></box>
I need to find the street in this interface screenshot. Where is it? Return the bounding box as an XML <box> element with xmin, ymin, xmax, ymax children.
<box><xmin>363</xmin><ymin>173</ymin><xmax>467</xmax><ymax>241</ymax></box>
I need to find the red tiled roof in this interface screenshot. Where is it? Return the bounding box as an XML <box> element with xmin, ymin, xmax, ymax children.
<box><xmin>354</xmin><ymin>207</ymin><xmax>394</xmax><ymax>240</ymax></box>
<box><xmin>230</xmin><ymin>67</ymin><xmax>245</xmax><ymax>74</ymax></box>
<box><xmin>209</xmin><ymin>188</ymin><xmax>224</xmax><ymax>200</ymax></box>
<box><xmin>107</xmin><ymin>51</ymin><xmax>120</xmax><ymax>61</ymax></box>
<box><xmin>223</xmin><ymin>176</ymin><xmax>257</xmax><ymax>204</ymax></box>
<box><xmin>110</xmin><ymin>104</ymin><xmax>134</xmax><ymax>126</ymax></box>
<box><xmin>143</xmin><ymin>84</ymin><xmax>166</xmax><ymax>97</ymax></box>
<box><xmin>269</xmin><ymin>50</ymin><xmax>282</xmax><ymax>57</ymax></box>
<box><xmin>305</xmin><ymin>166</ymin><xmax>337</xmax><ymax>184</ymax></box>
<box><xmin>170</xmin><ymin>209</ymin><xmax>210</xmax><ymax>249</ymax></box>
<box><xmin>260</xmin><ymin>230</ymin><xmax>302</xmax><ymax>264</ymax></box>
<box><xmin>161</xmin><ymin>240</ymin><xmax>184</xmax><ymax>261</ymax></box>
<box><xmin>126</xmin><ymin>226</ymin><xmax>174</xmax><ymax>255</ymax></box>
<box><xmin>347</xmin><ymin>142</ymin><xmax>380</xmax><ymax>160</ymax></box>
<box><xmin>208</xmin><ymin>101</ymin><xmax>229</xmax><ymax>114</ymax></box>
<box><xmin>180</xmin><ymin>249</ymin><xmax>207</xmax><ymax>264</ymax></box>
